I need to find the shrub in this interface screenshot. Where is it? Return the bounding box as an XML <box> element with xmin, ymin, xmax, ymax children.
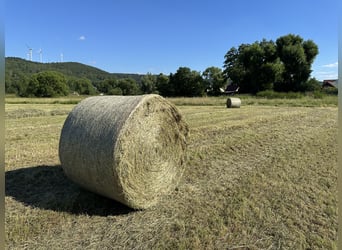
<box><xmin>24</xmin><ymin>71</ymin><xmax>69</xmax><ymax>97</ymax></box>
<box><xmin>322</xmin><ymin>87</ymin><xmax>338</xmax><ymax>95</ymax></box>
<box><xmin>108</xmin><ymin>87</ymin><xmax>123</xmax><ymax>95</ymax></box>
<box><xmin>312</xmin><ymin>91</ymin><xmax>324</xmax><ymax>99</ymax></box>
<box><xmin>68</xmin><ymin>78</ymin><xmax>96</xmax><ymax>95</ymax></box>
<box><xmin>256</xmin><ymin>90</ymin><xmax>303</xmax><ymax>99</ymax></box>
<box><xmin>300</xmin><ymin>78</ymin><xmax>321</xmax><ymax>92</ymax></box>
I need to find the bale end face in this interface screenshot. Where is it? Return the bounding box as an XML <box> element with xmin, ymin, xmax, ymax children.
<box><xmin>115</xmin><ymin>95</ymin><xmax>189</xmax><ymax>208</ymax></box>
<box><xmin>226</xmin><ymin>97</ymin><xmax>241</xmax><ymax>108</ymax></box>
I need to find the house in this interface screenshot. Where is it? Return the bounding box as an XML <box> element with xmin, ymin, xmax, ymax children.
<box><xmin>322</xmin><ymin>79</ymin><xmax>338</xmax><ymax>89</ymax></box>
<box><xmin>224</xmin><ymin>83</ymin><xmax>240</xmax><ymax>95</ymax></box>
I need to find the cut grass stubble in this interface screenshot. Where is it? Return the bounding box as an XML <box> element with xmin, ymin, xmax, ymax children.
<box><xmin>5</xmin><ymin>97</ymin><xmax>337</xmax><ymax>249</ymax></box>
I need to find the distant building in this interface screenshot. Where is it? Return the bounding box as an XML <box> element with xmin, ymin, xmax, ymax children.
<box><xmin>322</xmin><ymin>79</ymin><xmax>338</xmax><ymax>89</ymax></box>
<box><xmin>224</xmin><ymin>83</ymin><xmax>239</xmax><ymax>95</ymax></box>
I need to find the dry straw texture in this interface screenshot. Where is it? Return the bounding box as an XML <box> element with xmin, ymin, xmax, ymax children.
<box><xmin>59</xmin><ymin>94</ymin><xmax>189</xmax><ymax>209</ymax></box>
<box><xmin>226</xmin><ymin>97</ymin><xmax>241</xmax><ymax>108</ymax></box>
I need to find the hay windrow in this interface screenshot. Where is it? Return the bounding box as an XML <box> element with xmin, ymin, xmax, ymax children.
<box><xmin>59</xmin><ymin>94</ymin><xmax>189</xmax><ymax>209</ymax></box>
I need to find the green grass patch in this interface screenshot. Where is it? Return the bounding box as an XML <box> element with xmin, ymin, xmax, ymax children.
<box><xmin>256</xmin><ymin>90</ymin><xmax>303</xmax><ymax>99</ymax></box>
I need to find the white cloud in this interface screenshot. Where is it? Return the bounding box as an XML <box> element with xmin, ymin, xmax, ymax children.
<box><xmin>312</xmin><ymin>71</ymin><xmax>338</xmax><ymax>80</ymax></box>
<box><xmin>322</xmin><ymin>62</ymin><xmax>338</xmax><ymax>68</ymax></box>
<box><xmin>79</xmin><ymin>35</ymin><xmax>86</xmax><ymax>41</ymax></box>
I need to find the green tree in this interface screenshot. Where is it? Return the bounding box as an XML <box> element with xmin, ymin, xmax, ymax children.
<box><xmin>11</xmin><ymin>74</ymin><xmax>30</xmax><ymax>96</ymax></box>
<box><xmin>116</xmin><ymin>78</ymin><xmax>140</xmax><ymax>95</ymax></box>
<box><xmin>223</xmin><ymin>47</ymin><xmax>245</xmax><ymax>87</ymax></box>
<box><xmin>275</xmin><ymin>34</ymin><xmax>318</xmax><ymax>92</ymax></box>
<box><xmin>223</xmin><ymin>34</ymin><xmax>318</xmax><ymax>93</ymax></box>
<box><xmin>155</xmin><ymin>73</ymin><xmax>171</xmax><ymax>96</ymax></box>
<box><xmin>25</xmin><ymin>71</ymin><xmax>69</xmax><ymax>97</ymax></box>
<box><xmin>169</xmin><ymin>67</ymin><xmax>205</xmax><ymax>97</ymax></box>
<box><xmin>223</xmin><ymin>40</ymin><xmax>283</xmax><ymax>93</ymax></box>
<box><xmin>97</xmin><ymin>78</ymin><xmax>117</xmax><ymax>94</ymax></box>
<box><xmin>141</xmin><ymin>73</ymin><xmax>157</xmax><ymax>94</ymax></box>
<box><xmin>68</xmin><ymin>78</ymin><xmax>96</xmax><ymax>95</ymax></box>
<box><xmin>202</xmin><ymin>66</ymin><xmax>225</xmax><ymax>96</ymax></box>
<box><xmin>97</xmin><ymin>78</ymin><xmax>140</xmax><ymax>95</ymax></box>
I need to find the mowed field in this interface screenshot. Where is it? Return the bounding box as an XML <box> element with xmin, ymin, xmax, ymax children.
<box><xmin>5</xmin><ymin>96</ymin><xmax>337</xmax><ymax>249</ymax></box>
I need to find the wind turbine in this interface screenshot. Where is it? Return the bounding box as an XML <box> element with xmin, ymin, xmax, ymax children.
<box><xmin>38</xmin><ymin>49</ymin><xmax>43</xmax><ymax>63</ymax></box>
<box><xmin>26</xmin><ymin>44</ymin><xmax>33</xmax><ymax>61</ymax></box>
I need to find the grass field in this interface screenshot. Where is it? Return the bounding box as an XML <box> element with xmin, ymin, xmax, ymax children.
<box><xmin>5</xmin><ymin>95</ymin><xmax>337</xmax><ymax>249</ymax></box>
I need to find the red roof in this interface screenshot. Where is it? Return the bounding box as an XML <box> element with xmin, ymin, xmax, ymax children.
<box><xmin>322</xmin><ymin>79</ymin><xmax>338</xmax><ymax>88</ymax></box>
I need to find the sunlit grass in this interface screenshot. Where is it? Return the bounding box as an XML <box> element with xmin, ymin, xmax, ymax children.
<box><xmin>6</xmin><ymin>93</ymin><xmax>338</xmax><ymax>107</ymax></box>
<box><xmin>168</xmin><ymin>94</ymin><xmax>337</xmax><ymax>107</ymax></box>
<box><xmin>5</xmin><ymin>96</ymin><xmax>337</xmax><ymax>249</ymax></box>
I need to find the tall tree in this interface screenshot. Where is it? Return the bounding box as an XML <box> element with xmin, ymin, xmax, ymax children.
<box><xmin>202</xmin><ymin>66</ymin><xmax>225</xmax><ymax>96</ymax></box>
<box><xmin>223</xmin><ymin>47</ymin><xmax>245</xmax><ymax>87</ymax></box>
<box><xmin>155</xmin><ymin>73</ymin><xmax>171</xmax><ymax>96</ymax></box>
<box><xmin>223</xmin><ymin>34</ymin><xmax>318</xmax><ymax>93</ymax></box>
<box><xmin>169</xmin><ymin>67</ymin><xmax>205</xmax><ymax>97</ymax></box>
<box><xmin>223</xmin><ymin>40</ymin><xmax>283</xmax><ymax>93</ymax></box>
<box><xmin>275</xmin><ymin>34</ymin><xmax>318</xmax><ymax>91</ymax></box>
<box><xmin>141</xmin><ymin>73</ymin><xmax>157</xmax><ymax>94</ymax></box>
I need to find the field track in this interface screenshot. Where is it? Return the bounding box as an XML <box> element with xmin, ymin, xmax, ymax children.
<box><xmin>5</xmin><ymin>101</ymin><xmax>337</xmax><ymax>249</ymax></box>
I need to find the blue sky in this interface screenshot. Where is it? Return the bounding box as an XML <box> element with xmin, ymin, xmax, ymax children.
<box><xmin>5</xmin><ymin>0</ymin><xmax>338</xmax><ymax>80</ymax></box>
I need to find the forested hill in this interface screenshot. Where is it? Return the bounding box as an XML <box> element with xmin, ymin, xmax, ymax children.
<box><xmin>5</xmin><ymin>57</ymin><xmax>144</xmax><ymax>85</ymax></box>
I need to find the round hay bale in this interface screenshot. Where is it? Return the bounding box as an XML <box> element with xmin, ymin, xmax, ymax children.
<box><xmin>59</xmin><ymin>94</ymin><xmax>189</xmax><ymax>209</ymax></box>
<box><xmin>226</xmin><ymin>97</ymin><xmax>241</xmax><ymax>108</ymax></box>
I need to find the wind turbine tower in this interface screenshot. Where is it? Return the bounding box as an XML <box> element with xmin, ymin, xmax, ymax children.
<box><xmin>28</xmin><ymin>48</ymin><xmax>33</xmax><ymax>61</ymax></box>
<box><xmin>26</xmin><ymin>44</ymin><xmax>33</xmax><ymax>61</ymax></box>
<box><xmin>38</xmin><ymin>49</ymin><xmax>43</xmax><ymax>63</ymax></box>
<box><xmin>29</xmin><ymin>48</ymin><xmax>33</xmax><ymax>61</ymax></box>
<box><xmin>60</xmin><ymin>53</ymin><xmax>64</xmax><ymax>62</ymax></box>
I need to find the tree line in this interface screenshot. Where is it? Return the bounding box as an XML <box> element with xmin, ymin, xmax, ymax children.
<box><xmin>13</xmin><ymin>68</ymin><xmax>222</xmax><ymax>97</ymax></box>
<box><xmin>6</xmin><ymin>34</ymin><xmax>322</xmax><ymax>97</ymax></box>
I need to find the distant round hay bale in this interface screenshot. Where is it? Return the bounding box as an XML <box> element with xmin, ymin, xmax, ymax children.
<box><xmin>59</xmin><ymin>94</ymin><xmax>189</xmax><ymax>209</ymax></box>
<box><xmin>226</xmin><ymin>97</ymin><xmax>241</xmax><ymax>108</ymax></box>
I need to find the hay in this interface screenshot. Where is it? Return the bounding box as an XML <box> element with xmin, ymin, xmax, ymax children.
<box><xmin>226</xmin><ymin>97</ymin><xmax>241</xmax><ymax>108</ymax></box>
<box><xmin>59</xmin><ymin>94</ymin><xmax>189</xmax><ymax>209</ymax></box>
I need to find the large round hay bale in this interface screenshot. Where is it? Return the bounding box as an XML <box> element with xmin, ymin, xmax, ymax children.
<box><xmin>59</xmin><ymin>94</ymin><xmax>189</xmax><ymax>209</ymax></box>
<box><xmin>226</xmin><ymin>97</ymin><xmax>241</xmax><ymax>108</ymax></box>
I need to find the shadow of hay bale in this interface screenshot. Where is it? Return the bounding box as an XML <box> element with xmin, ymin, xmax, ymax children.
<box><xmin>5</xmin><ymin>165</ymin><xmax>133</xmax><ymax>216</ymax></box>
